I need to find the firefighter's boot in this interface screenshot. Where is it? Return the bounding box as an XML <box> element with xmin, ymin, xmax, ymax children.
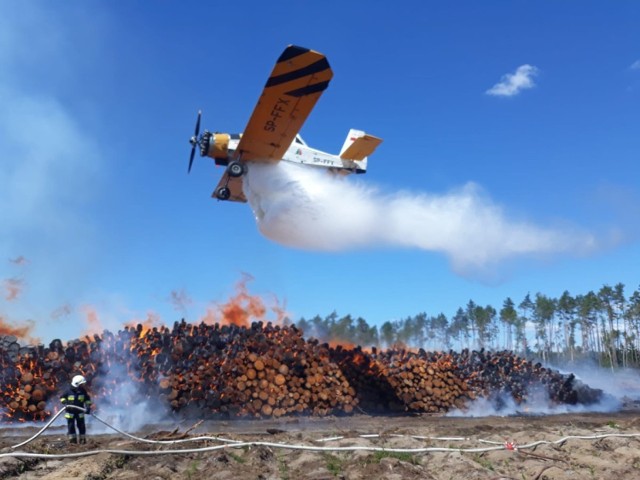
<box><xmin>68</xmin><ymin>435</ymin><xmax>78</xmax><ymax>444</ymax></box>
<box><xmin>79</xmin><ymin>435</ymin><xmax>87</xmax><ymax>445</ymax></box>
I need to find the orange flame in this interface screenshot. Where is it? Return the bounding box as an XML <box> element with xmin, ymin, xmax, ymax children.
<box><xmin>200</xmin><ymin>274</ymin><xmax>287</xmax><ymax>328</ymax></box>
<box><xmin>125</xmin><ymin>311</ymin><xmax>163</xmax><ymax>338</ymax></box>
<box><xmin>327</xmin><ymin>339</ymin><xmax>357</xmax><ymax>350</ymax></box>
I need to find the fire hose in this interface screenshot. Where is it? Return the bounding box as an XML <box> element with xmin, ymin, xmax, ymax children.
<box><xmin>9</xmin><ymin>406</ymin><xmax>242</xmax><ymax>450</ymax></box>
<box><xmin>3</xmin><ymin>406</ymin><xmax>640</xmax><ymax>459</ymax></box>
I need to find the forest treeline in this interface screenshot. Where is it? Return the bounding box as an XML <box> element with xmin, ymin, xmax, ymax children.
<box><xmin>294</xmin><ymin>282</ymin><xmax>640</xmax><ymax>368</ymax></box>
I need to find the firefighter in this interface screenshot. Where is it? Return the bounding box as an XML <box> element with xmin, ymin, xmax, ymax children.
<box><xmin>60</xmin><ymin>374</ymin><xmax>92</xmax><ymax>444</ymax></box>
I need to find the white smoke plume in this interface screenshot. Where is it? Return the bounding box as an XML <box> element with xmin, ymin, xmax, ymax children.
<box><xmin>243</xmin><ymin>162</ymin><xmax>597</xmax><ymax>275</ymax></box>
<box><xmin>555</xmin><ymin>363</ymin><xmax>640</xmax><ymax>407</ymax></box>
<box><xmin>447</xmin><ymin>384</ymin><xmax>620</xmax><ymax>418</ymax></box>
<box><xmin>36</xmin><ymin>363</ymin><xmax>169</xmax><ymax>435</ymax></box>
<box><xmin>88</xmin><ymin>362</ymin><xmax>169</xmax><ymax>434</ymax></box>
<box><xmin>447</xmin><ymin>361</ymin><xmax>639</xmax><ymax>418</ymax></box>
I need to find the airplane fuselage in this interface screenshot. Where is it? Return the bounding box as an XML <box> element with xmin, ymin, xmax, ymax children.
<box><xmin>203</xmin><ymin>132</ymin><xmax>366</xmax><ymax>174</ymax></box>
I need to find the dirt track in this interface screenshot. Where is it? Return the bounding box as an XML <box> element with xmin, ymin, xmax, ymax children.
<box><xmin>2</xmin><ymin>409</ymin><xmax>640</xmax><ymax>480</ymax></box>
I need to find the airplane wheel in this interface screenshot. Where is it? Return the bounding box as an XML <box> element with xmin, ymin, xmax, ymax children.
<box><xmin>227</xmin><ymin>161</ymin><xmax>244</xmax><ymax>178</ymax></box>
<box><xmin>216</xmin><ymin>186</ymin><xmax>231</xmax><ymax>201</ymax></box>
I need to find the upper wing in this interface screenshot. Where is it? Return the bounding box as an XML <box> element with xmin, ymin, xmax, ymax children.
<box><xmin>213</xmin><ymin>173</ymin><xmax>246</xmax><ymax>203</ymax></box>
<box><xmin>234</xmin><ymin>45</ymin><xmax>333</xmax><ymax>163</ymax></box>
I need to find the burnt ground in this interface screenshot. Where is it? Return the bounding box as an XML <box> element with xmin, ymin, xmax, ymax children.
<box><xmin>2</xmin><ymin>409</ymin><xmax>640</xmax><ymax>480</ymax></box>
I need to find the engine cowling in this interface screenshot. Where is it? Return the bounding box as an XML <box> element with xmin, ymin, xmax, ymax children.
<box><xmin>201</xmin><ymin>132</ymin><xmax>231</xmax><ymax>160</ymax></box>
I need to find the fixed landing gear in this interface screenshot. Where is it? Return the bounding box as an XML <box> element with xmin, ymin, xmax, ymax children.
<box><xmin>216</xmin><ymin>161</ymin><xmax>245</xmax><ymax>200</ymax></box>
<box><xmin>215</xmin><ymin>186</ymin><xmax>231</xmax><ymax>201</ymax></box>
<box><xmin>227</xmin><ymin>161</ymin><xmax>245</xmax><ymax>178</ymax></box>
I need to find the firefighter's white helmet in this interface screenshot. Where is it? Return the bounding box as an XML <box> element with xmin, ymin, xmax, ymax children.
<box><xmin>71</xmin><ymin>375</ymin><xmax>86</xmax><ymax>388</ymax></box>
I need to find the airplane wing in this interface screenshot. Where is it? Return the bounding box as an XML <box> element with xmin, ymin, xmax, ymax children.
<box><xmin>234</xmin><ymin>45</ymin><xmax>333</xmax><ymax>163</ymax></box>
<box><xmin>212</xmin><ymin>173</ymin><xmax>247</xmax><ymax>203</ymax></box>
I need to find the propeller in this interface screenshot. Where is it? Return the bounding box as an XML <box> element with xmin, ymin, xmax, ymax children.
<box><xmin>188</xmin><ymin>110</ymin><xmax>202</xmax><ymax>173</ymax></box>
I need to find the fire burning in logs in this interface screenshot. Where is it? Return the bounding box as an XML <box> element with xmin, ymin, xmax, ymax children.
<box><xmin>0</xmin><ymin>321</ymin><xmax>602</xmax><ymax>422</ymax></box>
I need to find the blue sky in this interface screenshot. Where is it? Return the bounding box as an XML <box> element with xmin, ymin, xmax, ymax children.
<box><xmin>1</xmin><ymin>1</ymin><xmax>639</xmax><ymax>342</ymax></box>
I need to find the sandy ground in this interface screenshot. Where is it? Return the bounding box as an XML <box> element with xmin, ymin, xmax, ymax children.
<box><xmin>2</xmin><ymin>410</ymin><xmax>640</xmax><ymax>480</ymax></box>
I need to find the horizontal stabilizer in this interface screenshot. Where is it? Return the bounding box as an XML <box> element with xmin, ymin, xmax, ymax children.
<box><xmin>339</xmin><ymin>130</ymin><xmax>383</xmax><ymax>161</ymax></box>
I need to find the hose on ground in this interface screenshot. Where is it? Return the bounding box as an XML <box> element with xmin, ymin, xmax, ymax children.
<box><xmin>4</xmin><ymin>407</ymin><xmax>640</xmax><ymax>459</ymax></box>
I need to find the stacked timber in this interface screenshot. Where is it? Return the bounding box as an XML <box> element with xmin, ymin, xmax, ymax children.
<box><xmin>451</xmin><ymin>349</ymin><xmax>588</xmax><ymax>406</ymax></box>
<box><xmin>373</xmin><ymin>350</ymin><xmax>473</xmax><ymax>413</ymax></box>
<box><xmin>129</xmin><ymin>322</ymin><xmax>358</xmax><ymax>418</ymax></box>
<box><xmin>0</xmin><ymin>323</ymin><xmax>603</xmax><ymax>422</ymax></box>
<box><xmin>331</xmin><ymin>346</ymin><xmax>402</xmax><ymax>413</ymax></box>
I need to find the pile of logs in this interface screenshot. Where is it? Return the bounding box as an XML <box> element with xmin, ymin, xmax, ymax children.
<box><xmin>0</xmin><ymin>320</ymin><xmax>603</xmax><ymax>422</ymax></box>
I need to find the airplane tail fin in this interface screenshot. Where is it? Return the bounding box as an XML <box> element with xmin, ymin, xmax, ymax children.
<box><xmin>339</xmin><ymin>129</ymin><xmax>382</xmax><ymax>173</ymax></box>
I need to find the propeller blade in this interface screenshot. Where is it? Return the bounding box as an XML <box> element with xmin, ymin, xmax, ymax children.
<box><xmin>188</xmin><ymin>145</ymin><xmax>196</xmax><ymax>173</ymax></box>
<box><xmin>188</xmin><ymin>110</ymin><xmax>202</xmax><ymax>174</ymax></box>
<box><xmin>194</xmin><ymin>110</ymin><xmax>201</xmax><ymax>137</ymax></box>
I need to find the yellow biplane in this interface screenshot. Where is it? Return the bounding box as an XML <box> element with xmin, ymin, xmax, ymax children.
<box><xmin>188</xmin><ymin>45</ymin><xmax>382</xmax><ymax>202</ymax></box>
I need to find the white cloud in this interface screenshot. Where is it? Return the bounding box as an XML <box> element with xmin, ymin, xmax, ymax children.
<box><xmin>630</xmin><ymin>60</ymin><xmax>640</xmax><ymax>71</ymax></box>
<box><xmin>486</xmin><ymin>64</ymin><xmax>539</xmax><ymax>97</ymax></box>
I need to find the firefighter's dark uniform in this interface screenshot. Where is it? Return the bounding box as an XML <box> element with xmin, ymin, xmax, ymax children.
<box><xmin>60</xmin><ymin>386</ymin><xmax>92</xmax><ymax>444</ymax></box>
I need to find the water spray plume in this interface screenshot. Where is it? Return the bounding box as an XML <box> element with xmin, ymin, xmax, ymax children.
<box><xmin>243</xmin><ymin>162</ymin><xmax>597</xmax><ymax>275</ymax></box>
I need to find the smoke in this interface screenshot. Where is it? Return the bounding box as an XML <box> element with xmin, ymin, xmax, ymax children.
<box><xmin>0</xmin><ymin>256</ymin><xmax>36</xmax><ymax>342</ymax></box>
<box><xmin>2</xmin><ymin>256</ymin><xmax>27</xmax><ymax>305</ymax></box>
<box><xmin>51</xmin><ymin>303</ymin><xmax>72</xmax><ymax>320</ymax></box>
<box><xmin>243</xmin><ymin>162</ymin><xmax>597</xmax><ymax>276</ymax></box>
<box><xmin>2</xmin><ymin>278</ymin><xmax>23</xmax><ymax>301</ymax></box>
<box><xmin>447</xmin><ymin>362</ymin><xmax>631</xmax><ymax>418</ymax></box>
<box><xmin>9</xmin><ymin>256</ymin><xmax>28</xmax><ymax>266</ymax></box>
<box><xmin>88</xmin><ymin>362</ymin><xmax>169</xmax><ymax>433</ymax></box>
<box><xmin>169</xmin><ymin>289</ymin><xmax>193</xmax><ymax>314</ymax></box>
<box><xmin>556</xmin><ymin>363</ymin><xmax>640</xmax><ymax>407</ymax></box>
<box><xmin>447</xmin><ymin>380</ymin><xmax>621</xmax><ymax>418</ymax></box>
<box><xmin>447</xmin><ymin>390</ymin><xmax>619</xmax><ymax>418</ymax></box>
<box><xmin>80</xmin><ymin>306</ymin><xmax>104</xmax><ymax>338</ymax></box>
<box><xmin>0</xmin><ymin>315</ymin><xmax>35</xmax><ymax>340</ymax></box>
